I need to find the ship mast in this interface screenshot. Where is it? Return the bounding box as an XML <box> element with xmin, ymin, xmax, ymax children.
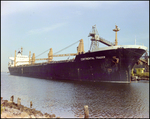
<box><xmin>29</xmin><ymin>51</ymin><xmax>31</xmax><ymax>64</ymax></box>
<box><xmin>113</xmin><ymin>25</ymin><xmax>120</xmax><ymax>46</ymax></box>
<box><xmin>21</xmin><ymin>47</ymin><xmax>23</xmax><ymax>55</ymax></box>
<box><xmin>14</xmin><ymin>50</ymin><xmax>16</xmax><ymax>66</ymax></box>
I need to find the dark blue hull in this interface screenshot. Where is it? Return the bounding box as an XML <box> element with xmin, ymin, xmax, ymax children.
<box><xmin>8</xmin><ymin>48</ymin><xmax>146</xmax><ymax>83</ymax></box>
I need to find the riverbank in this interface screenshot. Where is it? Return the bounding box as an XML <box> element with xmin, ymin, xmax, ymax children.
<box><xmin>1</xmin><ymin>97</ymin><xmax>59</xmax><ymax>118</ymax></box>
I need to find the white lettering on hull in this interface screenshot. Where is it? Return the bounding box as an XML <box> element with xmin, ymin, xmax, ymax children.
<box><xmin>96</xmin><ymin>56</ymin><xmax>105</xmax><ymax>59</ymax></box>
<box><xmin>81</xmin><ymin>56</ymin><xmax>105</xmax><ymax>61</ymax></box>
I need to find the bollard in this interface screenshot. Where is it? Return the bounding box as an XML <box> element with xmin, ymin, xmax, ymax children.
<box><xmin>30</xmin><ymin>101</ymin><xmax>32</xmax><ymax>108</ymax></box>
<box><xmin>84</xmin><ymin>105</ymin><xmax>89</xmax><ymax>118</ymax></box>
<box><xmin>10</xmin><ymin>95</ymin><xmax>14</xmax><ymax>102</ymax></box>
<box><xmin>17</xmin><ymin>98</ymin><xmax>21</xmax><ymax>106</ymax></box>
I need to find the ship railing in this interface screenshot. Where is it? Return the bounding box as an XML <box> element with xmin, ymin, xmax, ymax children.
<box><xmin>135</xmin><ymin>42</ymin><xmax>145</xmax><ymax>46</ymax></box>
<box><xmin>50</xmin><ymin>59</ymin><xmax>75</xmax><ymax>63</ymax></box>
<box><xmin>13</xmin><ymin>59</ymin><xmax>75</xmax><ymax>67</ymax></box>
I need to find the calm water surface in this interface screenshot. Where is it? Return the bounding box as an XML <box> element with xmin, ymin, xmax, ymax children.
<box><xmin>1</xmin><ymin>72</ymin><xmax>149</xmax><ymax>118</ymax></box>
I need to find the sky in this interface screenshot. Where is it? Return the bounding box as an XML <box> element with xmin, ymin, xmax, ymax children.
<box><xmin>1</xmin><ymin>1</ymin><xmax>149</xmax><ymax>72</ymax></box>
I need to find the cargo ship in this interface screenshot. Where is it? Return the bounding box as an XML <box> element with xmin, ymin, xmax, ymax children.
<box><xmin>8</xmin><ymin>25</ymin><xmax>147</xmax><ymax>83</ymax></box>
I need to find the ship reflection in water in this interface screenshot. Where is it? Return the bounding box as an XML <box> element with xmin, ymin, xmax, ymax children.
<box><xmin>1</xmin><ymin>72</ymin><xmax>149</xmax><ymax>118</ymax></box>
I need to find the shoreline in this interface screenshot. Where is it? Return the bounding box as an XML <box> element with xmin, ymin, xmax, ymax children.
<box><xmin>1</xmin><ymin>97</ymin><xmax>59</xmax><ymax>118</ymax></box>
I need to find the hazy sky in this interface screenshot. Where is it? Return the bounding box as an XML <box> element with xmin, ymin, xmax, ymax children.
<box><xmin>1</xmin><ymin>1</ymin><xmax>149</xmax><ymax>71</ymax></box>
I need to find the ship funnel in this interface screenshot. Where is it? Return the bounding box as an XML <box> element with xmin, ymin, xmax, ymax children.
<box><xmin>21</xmin><ymin>47</ymin><xmax>23</xmax><ymax>55</ymax></box>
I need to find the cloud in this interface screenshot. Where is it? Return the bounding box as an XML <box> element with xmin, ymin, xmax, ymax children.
<box><xmin>1</xmin><ymin>1</ymin><xmax>120</xmax><ymax>16</ymax></box>
<box><xmin>28</xmin><ymin>23</ymin><xmax>66</xmax><ymax>34</ymax></box>
<box><xmin>1</xmin><ymin>1</ymin><xmax>47</xmax><ymax>16</ymax></box>
<box><xmin>63</xmin><ymin>1</ymin><xmax>120</xmax><ymax>9</ymax></box>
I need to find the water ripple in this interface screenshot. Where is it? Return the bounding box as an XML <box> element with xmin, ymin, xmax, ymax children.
<box><xmin>1</xmin><ymin>72</ymin><xmax>149</xmax><ymax>118</ymax></box>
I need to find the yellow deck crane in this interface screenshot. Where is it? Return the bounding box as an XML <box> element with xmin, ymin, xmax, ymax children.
<box><xmin>30</xmin><ymin>39</ymin><xmax>84</xmax><ymax>64</ymax></box>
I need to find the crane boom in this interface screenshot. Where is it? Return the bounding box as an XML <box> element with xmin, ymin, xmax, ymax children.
<box><xmin>88</xmin><ymin>25</ymin><xmax>115</xmax><ymax>51</ymax></box>
<box><xmin>35</xmin><ymin>53</ymin><xmax>77</xmax><ymax>61</ymax></box>
<box><xmin>98</xmin><ymin>37</ymin><xmax>115</xmax><ymax>46</ymax></box>
<box><xmin>53</xmin><ymin>53</ymin><xmax>77</xmax><ymax>57</ymax></box>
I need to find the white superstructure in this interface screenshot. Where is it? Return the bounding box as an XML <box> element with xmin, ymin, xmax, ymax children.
<box><xmin>8</xmin><ymin>51</ymin><xmax>30</xmax><ymax>67</ymax></box>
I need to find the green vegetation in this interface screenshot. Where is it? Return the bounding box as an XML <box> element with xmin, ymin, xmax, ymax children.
<box><xmin>132</xmin><ymin>68</ymin><xmax>149</xmax><ymax>79</ymax></box>
<box><xmin>135</xmin><ymin>72</ymin><xmax>149</xmax><ymax>78</ymax></box>
<box><xmin>1</xmin><ymin>104</ymin><xmax>5</xmax><ymax>114</ymax></box>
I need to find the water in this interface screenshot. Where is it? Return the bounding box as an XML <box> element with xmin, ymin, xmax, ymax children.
<box><xmin>1</xmin><ymin>72</ymin><xmax>149</xmax><ymax>118</ymax></box>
